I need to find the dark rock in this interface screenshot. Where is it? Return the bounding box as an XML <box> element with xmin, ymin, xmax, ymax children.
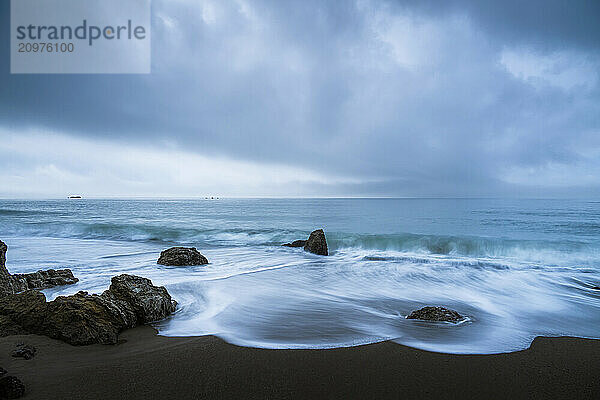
<box><xmin>0</xmin><ymin>241</ymin><xmax>6</xmax><ymax>273</ymax></box>
<box><xmin>304</xmin><ymin>229</ymin><xmax>328</xmax><ymax>256</ymax></box>
<box><xmin>282</xmin><ymin>240</ymin><xmax>307</xmax><ymax>248</ymax></box>
<box><xmin>11</xmin><ymin>344</ymin><xmax>36</xmax><ymax>360</ymax></box>
<box><xmin>0</xmin><ymin>368</ymin><xmax>6</xmax><ymax>377</ymax></box>
<box><xmin>108</xmin><ymin>275</ymin><xmax>178</xmax><ymax>323</ymax></box>
<box><xmin>0</xmin><ymin>316</ymin><xmax>26</xmax><ymax>337</ymax></box>
<box><xmin>0</xmin><ymin>376</ymin><xmax>25</xmax><ymax>399</ymax></box>
<box><xmin>41</xmin><ymin>291</ymin><xmax>127</xmax><ymax>345</ymax></box>
<box><xmin>0</xmin><ymin>274</ymin><xmax>177</xmax><ymax>346</ymax></box>
<box><xmin>406</xmin><ymin>306</ymin><xmax>464</xmax><ymax>323</ymax></box>
<box><xmin>0</xmin><ymin>240</ymin><xmax>18</xmax><ymax>296</ymax></box>
<box><xmin>0</xmin><ymin>240</ymin><xmax>30</xmax><ymax>296</ymax></box>
<box><xmin>0</xmin><ymin>240</ymin><xmax>78</xmax><ymax>296</ymax></box>
<box><xmin>157</xmin><ymin>247</ymin><xmax>208</xmax><ymax>266</ymax></box>
<box><xmin>0</xmin><ymin>319</ymin><xmax>26</xmax><ymax>337</ymax></box>
<box><xmin>12</xmin><ymin>269</ymin><xmax>78</xmax><ymax>290</ymax></box>
<box><xmin>0</xmin><ymin>291</ymin><xmax>46</xmax><ymax>337</ymax></box>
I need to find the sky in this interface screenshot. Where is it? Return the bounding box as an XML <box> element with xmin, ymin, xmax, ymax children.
<box><xmin>1</xmin><ymin>0</ymin><xmax>599</xmax><ymax>198</ymax></box>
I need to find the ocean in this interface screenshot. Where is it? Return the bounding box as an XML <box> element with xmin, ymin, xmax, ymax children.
<box><xmin>1</xmin><ymin>198</ymin><xmax>599</xmax><ymax>354</ymax></box>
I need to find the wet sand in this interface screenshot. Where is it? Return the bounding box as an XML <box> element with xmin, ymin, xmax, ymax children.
<box><xmin>1</xmin><ymin>327</ymin><xmax>598</xmax><ymax>399</ymax></box>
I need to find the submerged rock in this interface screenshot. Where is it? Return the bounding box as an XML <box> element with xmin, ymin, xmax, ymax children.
<box><xmin>282</xmin><ymin>240</ymin><xmax>307</xmax><ymax>248</ymax></box>
<box><xmin>157</xmin><ymin>247</ymin><xmax>208</xmax><ymax>266</ymax></box>
<box><xmin>11</xmin><ymin>344</ymin><xmax>36</xmax><ymax>360</ymax></box>
<box><xmin>0</xmin><ymin>240</ymin><xmax>78</xmax><ymax>296</ymax></box>
<box><xmin>304</xmin><ymin>229</ymin><xmax>329</xmax><ymax>256</ymax></box>
<box><xmin>0</xmin><ymin>376</ymin><xmax>25</xmax><ymax>399</ymax></box>
<box><xmin>0</xmin><ymin>367</ymin><xmax>6</xmax><ymax>377</ymax></box>
<box><xmin>0</xmin><ymin>274</ymin><xmax>177</xmax><ymax>345</ymax></box>
<box><xmin>406</xmin><ymin>306</ymin><xmax>464</xmax><ymax>323</ymax></box>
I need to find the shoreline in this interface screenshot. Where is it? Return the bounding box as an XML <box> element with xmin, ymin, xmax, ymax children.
<box><xmin>1</xmin><ymin>327</ymin><xmax>598</xmax><ymax>399</ymax></box>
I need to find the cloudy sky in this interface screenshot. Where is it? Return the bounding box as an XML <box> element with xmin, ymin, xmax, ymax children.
<box><xmin>1</xmin><ymin>0</ymin><xmax>599</xmax><ymax>198</ymax></box>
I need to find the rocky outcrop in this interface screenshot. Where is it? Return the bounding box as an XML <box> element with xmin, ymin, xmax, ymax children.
<box><xmin>157</xmin><ymin>247</ymin><xmax>208</xmax><ymax>266</ymax></box>
<box><xmin>0</xmin><ymin>376</ymin><xmax>25</xmax><ymax>399</ymax></box>
<box><xmin>0</xmin><ymin>241</ymin><xmax>6</xmax><ymax>273</ymax></box>
<box><xmin>107</xmin><ymin>275</ymin><xmax>177</xmax><ymax>324</ymax></box>
<box><xmin>0</xmin><ymin>274</ymin><xmax>177</xmax><ymax>346</ymax></box>
<box><xmin>12</xmin><ymin>269</ymin><xmax>78</xmax><ymax>290</ymax></box>
<box><xmin>304</xmin><ymin>229</ymin><xmax>328</xmax><ymax>256</ymax></box>
<box><xmin>0</xmin><ymin>316</ymin><xmax>26</xmax><ymax>336</ymax></box>
<box><xmin>0</xmin><ymin>240</ymin><xmax>15</xmax><ymax>296</ymax></box>
<box><xmin>406</xmin><ymin>306</ymin><xmax>464</xmax><ymax>323</ymax></box>
<box><xmin>0</xmin><ymin>240</ymin><xmax>78</xmax><ymax>296</ymax></box>
<box><xmin>282</xmin><ymin>240</ymin><xmax>306</xmax><ymax>248</ymax></box>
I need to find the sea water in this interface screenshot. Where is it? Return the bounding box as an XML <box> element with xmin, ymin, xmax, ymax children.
<box><xmin>1</xmin><ymin>198</ymin><xmax>599</xmax><ymax>354</ymax></box>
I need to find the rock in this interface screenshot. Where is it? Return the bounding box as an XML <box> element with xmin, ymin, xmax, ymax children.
<box><xmin>0</xmin><ymin>241</ymin><xmax>6</xmax><ymax>272</ymax></box>
<box><xmin>406</xmin><ymin>306</ymin><xmax>464</xmax><ymax>323</ymax></box>
<box><xmin>0</xmin><ymin>240</ymin><xmax>78</xmax><ymax>296</ymax></box>
<box><xmin>0</xmin><ymin>274</ymin><xmax>177</xmax><ymax>346</ymax></box>
<box><xmin>0</xmin><ymin>368</ymin><xmax>6</xmax><ymax>377</ymax></box>
<box><xmin>0</xmin><ymin>291</ymin><xmax>46</xmax><ymax>337</ymax></box>
<box><xmin>304</xmin><ymin>229</ymin><xmax>328</xmax><ymax>256</ymax></box>
<box><xmin>108</xmin><ymin>275</ymin><xmax>178</xmax><ymax>323</ymax></box>
<box><xmin>0</xmin><ymin>376</ymin><xmax>25</xmax><ymax>399</ymax></box>
<box><xmin>0</xmin><ymin>316</ymin><xmax>26</xmax><ymax>337</ymax></box>
<box><xmin>41</xmin><ymin>291</ymin><xmax>127</xmax><ymax>345</ymax></box>
<box><xmin>0</xmin><ymin>240</ymin><xmax>18</xmax><ymax>296</ymax></box>
<box><xmin>11</xmin><ymin>344</ymin><xmax>36</xmax><ymax>360</ymax></box>
<box><xmin>157</xmin><ymin>247</ymin><xmax>208</xmax><ymax>266</ymax></box>
<box><xmin>12</xmin><ymin>269</ymin><xmax>78</xmax><ymax>290</ymax></box>
<box><xmin>282</xmin><ymin>240</ymin><xmax>307</xmax><ymax>248</ymax></box>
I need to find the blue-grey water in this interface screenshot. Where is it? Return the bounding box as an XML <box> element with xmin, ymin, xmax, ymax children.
<box><xmin>1</xmin><ymin>198</ymin><xmax>599</xmax><ymax>354</ymax></box>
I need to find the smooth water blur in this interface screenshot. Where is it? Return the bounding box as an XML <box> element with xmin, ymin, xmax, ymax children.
<box><xmin>1</xmin><ymin>198</ymin><xmax>599</xmax><ymax>353</ymax></box>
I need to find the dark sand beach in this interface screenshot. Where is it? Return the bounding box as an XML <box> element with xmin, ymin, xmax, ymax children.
<box><xmin>1</xmin><ymin>327</ymin><xmax>598</xmax><ymax>400</ymax></box>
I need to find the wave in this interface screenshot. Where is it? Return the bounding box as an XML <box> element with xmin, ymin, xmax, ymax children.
<box><xmin>2</xmin><ymin>220</ymin><xmax>599</xmax><ymax>266</ymax></box>
<box><xmin>327</xmin><ymin>233</ymin><xmax>599</xmax><ymax>266</ymax></box>
<box><xmin>3</xmin><ymin>221</ymin><xmax>296</xmax><ymax>247</ymax></box>
<box><xmin>361</xmin><ymin>255</ymin><xmax>511</xmax><ymax>270</ymax></box>
<box><xmin>0</xmin><ymin>209</ymin><xmax>47</xmax><ymax>216</ymax></box>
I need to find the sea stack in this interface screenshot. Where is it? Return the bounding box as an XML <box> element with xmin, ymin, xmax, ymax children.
<box><xmin>0</xmin><ymin>240</ymin><xmax>11</xmax><ymax>295</ymax></box>
<box><xmin>304</xmin><ymin>229</ymin><xmax>328</xmax><ymax>256</ymax></box>
<box><xmin>157</xmin><ymin>247</ymin><xmax>208</xmax><ymax>266</ymax></box>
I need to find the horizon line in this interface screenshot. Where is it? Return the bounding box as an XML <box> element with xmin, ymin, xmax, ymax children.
<box><xmin>0</xmin><ymin>196</ymin><xmax>596</xmax><ymax>201</ymax></box>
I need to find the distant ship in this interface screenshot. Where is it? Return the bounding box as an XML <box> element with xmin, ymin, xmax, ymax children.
<box><xmin>68</xmin><ymin>195</ymin><xmax>83</xmax><ymax>199</ymax></box>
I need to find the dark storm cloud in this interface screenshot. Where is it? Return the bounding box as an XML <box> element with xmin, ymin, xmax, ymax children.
<box><xmin>391</xmin><ymin>0</ymin><xmax>600</xmax><ymax>50</ymax></box>
<box><xmin>1</xmin><ymin>0</ymin><xmax>599</xmax><ymax>196</ymax></box>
